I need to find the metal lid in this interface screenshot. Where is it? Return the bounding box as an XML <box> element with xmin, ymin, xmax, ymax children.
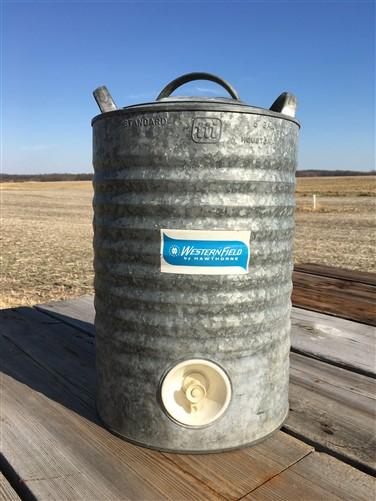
<box><xmin>92</xmin><ymin>72</ymin><xmax>299</xmax><ymax>126</ymax></box>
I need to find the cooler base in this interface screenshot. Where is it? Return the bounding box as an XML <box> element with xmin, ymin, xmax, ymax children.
<box><xmin>96</xmin><ymin>403</ymin><xmax>289</xmax><ymax>454</ymax></box>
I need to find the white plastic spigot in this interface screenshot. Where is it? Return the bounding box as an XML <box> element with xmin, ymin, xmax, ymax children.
<box><xmin>160</xmin><ymin>359</ymin><xmax>231</xmax><ymax>427</ymax></box>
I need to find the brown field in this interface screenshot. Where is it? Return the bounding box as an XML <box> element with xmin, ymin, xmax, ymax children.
<box><xmin>1</xmin><ymin>176</ymin><xmax>375</xmax><ymax>308</ymax></box>
<box><xmin>295</xmin><ymin>175</ymin><xmax>376</xmax><ymax>196</ymax></box>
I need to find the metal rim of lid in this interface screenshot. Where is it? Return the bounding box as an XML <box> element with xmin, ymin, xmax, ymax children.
<box><xmin>91</xmin><ymin>103</ymin><xmax>300</xmax><ymax>127</ymax></box>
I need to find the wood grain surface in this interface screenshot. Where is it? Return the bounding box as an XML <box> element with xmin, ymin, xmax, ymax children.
<box><xmin>292</xmin><ymin>269</ymin><xmax>376</xmax><ymax>325</ymax></box>
<box><xmin>0</xmin><ymin>474</ymin><xmax>20</xmax><ymax>501</ymax></box>
<box><xmin>33</xmin><ymin>297</ymin><xmax>376</xmax><ymax>473</ymax></box>
<box><xmin>0</xmin><ymin>309</ymin><xmax>219</xmax><ymax>500</ymax></box>
<box><xmin>2</xmin><ymin>304</ymin><xmax>375</xmax><ymax>499</ymax></box>
<box><xmin>246</xmin><ymin>452</ymin><xmax>375</xmax><ymax>501</ymax></box>
<box><xmin>163</xmin><ymin>433</ymin><xmax>312</xmax><ymax>500</ymax></box>
<box><xmin>4</xmin><ymin>267</ymin><xmax>376</xmax><ymax>499</ymax></box>
<box><xmin>36</xmin><ymin>294</ymin><xmax>95</xmax><ymax>335</ymax></box>
<box><xmin>294</xmin><ymin>263</ymin><xmax>376</xmax><ymax>286</ymax></box>
<box><xmin>286</xmin><ymin>353</ymin><xmax>376</xmax><ymax>474</ymax></box>
<box><xmin>291</xmin><ymin>307</ymin><xmax>376</xmax><ymax>376</ymax></box>
<box><xmin>37</xmin><ymin>263</ymin><xmax>376</xmax><ymax>329</ymax></box>
<box><xmin>37</xmin><ymin>296</ymin><xmax>376</xmax><ymax>376</ymax></box>
<box><xmin>0</xmin><ymin>307</ymin><xmax>316</xmax><ymax>500</ymax></box>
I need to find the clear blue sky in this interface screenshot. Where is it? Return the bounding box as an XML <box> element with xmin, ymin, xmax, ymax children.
<box><xmin>2</xmin><ymin>0</ymin><xmax>375</xmax><ymax>174</ymax></box>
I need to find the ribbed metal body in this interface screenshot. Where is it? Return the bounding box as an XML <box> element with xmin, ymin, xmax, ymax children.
<box><xmin>92</xmin><ymin>102</ymin><xmax>299</xmax><ymax>452</ymax></box>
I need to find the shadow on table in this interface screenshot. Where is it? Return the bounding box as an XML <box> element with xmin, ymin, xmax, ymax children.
<box><xmin>35</xmin><ymin>305</ymin><xmax>96</xmax><ymax>336</ymax></box>
<box><xmin>1</xmin><ymin>306</ymin><xmax>99</xmax><ymax>425</ymax></box>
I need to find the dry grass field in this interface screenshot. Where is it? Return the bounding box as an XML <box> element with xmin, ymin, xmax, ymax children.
<box><xmin>1</xmin><ymin>182</ymin><xmax>93</xmax><ymax>308</ymax></box>
<box><xmin>1</xmin><ymin>176</ymin><xmax>375</xmax><ymax>308</ymax></box>
<box><xmin>295</xmin><ymin>175</ymin><xmax>375</xmax><ymax>196</ymax></box>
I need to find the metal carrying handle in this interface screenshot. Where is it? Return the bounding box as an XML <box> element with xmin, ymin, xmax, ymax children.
<box><xmin>270</xmin><ymin>92</ymin><xmax>297</xmax><ymax>118</ymax></box>
<box><xmin>156</xmin><ymin>72</ymin><xmax>241</xmax><ymax>101</ymax></box>
<box><xmin>93</xmin><ymin>86</ymin><xmax>118</xmax><ymax>113</ymax></box>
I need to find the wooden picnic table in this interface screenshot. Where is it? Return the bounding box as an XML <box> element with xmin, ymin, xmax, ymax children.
<box><xmin>1</xmin><ymin>266</ymin><xmax>375</xmax><ymax>500</ymax></box>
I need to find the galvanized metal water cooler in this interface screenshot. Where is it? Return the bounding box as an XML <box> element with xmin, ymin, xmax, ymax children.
<box><xmin>92</xmin><ymin>72</ymin><xmax>300</xmax><ymax>452</ymax></box>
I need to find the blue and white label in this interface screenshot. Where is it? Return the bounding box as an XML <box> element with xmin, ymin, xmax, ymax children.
<box><xmin>160</xmin><ymin>229</ymin><xmax>251</xmax><ymax>275</ymax></box>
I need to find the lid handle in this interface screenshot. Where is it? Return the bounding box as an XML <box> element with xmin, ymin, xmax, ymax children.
<box><xmin>156</xmin><ymin>72</ymin><xmax>241</xmax><ymax>101</ymax></box>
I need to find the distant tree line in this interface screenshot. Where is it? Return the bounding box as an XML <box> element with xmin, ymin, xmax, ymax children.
<box><xmin>296</xmin><ymin>170</ymin><xmax>375</xmax><ymax>177</ymax></box>
<box><xmin>0</xmin><ymin>170</ymin><xmax>374</xmax><ymax>182</ymax></box>
<box><xmin>0</xmin><ymin>173</ymin><xmax>93</xmax><ymax>182</ymax></box>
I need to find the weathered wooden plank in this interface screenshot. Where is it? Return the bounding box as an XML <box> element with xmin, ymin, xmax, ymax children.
<box><xmin>0</xmin><ymin>308</ymin><xmax>314</xmax><ymax>500</ymax></box>
<box><xmin>0</xmin><ymin>310</ymin><xmax>221</xmax><ymax>500</ymax></box>
<box><xmin>291</xmin><ymin>307</ymin><xmax>376</xmax><ymax>376</ymax></box>
<box><xmin>38</xmin><ymin>262</ymin><xmax>376</xmax><ymax>329</ymax></box>
<box><xmin>292</xmin><ymin>275</ymin><xmax>374</xmax><ymax>308</ymax></box>
<box><xmin>294</xmin><ymin>263</ymin><xmax>376</xmax><ymax>286</ymax></box>
<box><xmin>292</xmin><ymin>270</ymin><xmax>376</xmax><ymax>325</ymax></box>
<box><xmin>0</xmin><ymin>473</ymin><xmax>20</xmax><ymax>501</ymax></box>
<box><xmin>2</xmin><ymin>372</ymin><xmax>221</xmax><ymax>501</ymax></box>
<box><xmin>37</xmin><ymin>297</ymin><xmax>376</xmax><ymax>377</ymax></box>
<box><xmin>0</xmin><ymin>307</ymin><xmax>96</xmax><ymax>408</ymax></box>
<box><xmin>163</xmin><ymin>433</ymin><xmax>312</xmax><ymax>500</ymax></box>
<box><xmin>34</xmin><ymin>298</ymin><xmax>376</xmax><ymax>473</ymax></box>
<box><xmin>246</xmin><ymin>452</ymin><xmax>376</xmax><ymax>501</ymax></box>
<box><xmin>36</xmin><ymin>295</ymin><xmax>95</xmax><ymax>335</ymax></box>
<box><xmin>286</xmin><ymin>353</ymin><xmax>376</xmax><ymax>474</ymax></box>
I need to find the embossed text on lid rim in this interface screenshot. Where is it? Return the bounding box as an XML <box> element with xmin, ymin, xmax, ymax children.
<box><xmin>91</xmin><ymin>101</ymin><xmax>300</xmax><ymax>127</ymax></box>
